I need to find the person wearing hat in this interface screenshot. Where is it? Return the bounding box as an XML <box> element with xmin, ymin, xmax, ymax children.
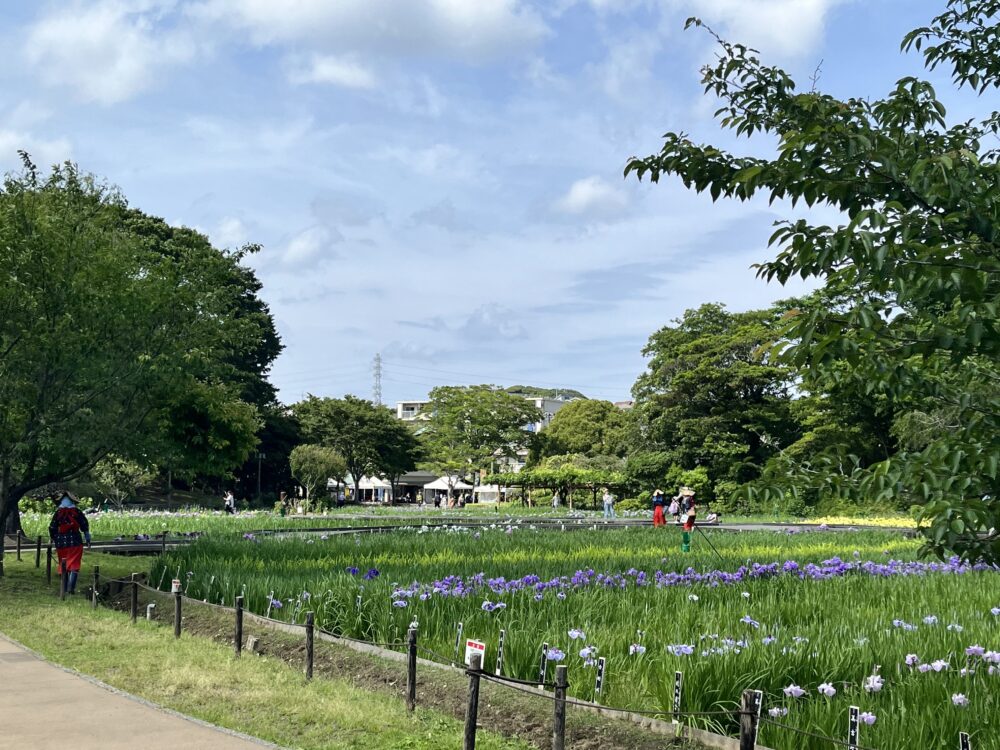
<box><xmin>651</xmin><ymin>489</ymin><xmax>666</xmax><ymax>527</ymax></box>
<box><xmin>678</xmin><ymin>487</ymin><xmax>697</xmax><ymax>552</ymax></box>
<box><xmin>48</xmin><ymin>491</ymin><xmax>91</xmax><ymax>594</ymax></box>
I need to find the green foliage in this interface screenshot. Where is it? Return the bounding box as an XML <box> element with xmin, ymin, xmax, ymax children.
<box><xmin>159</xmin><ymin>528</ymin><xmax>1000</xmax><ymax>749</ymax></box>
<box><xmin>293</xmin><ymin>395</ymin><xmax>418</xmax><ymax>498</ymax></box>
<box><xmin>626</xmin><ymin>3</ymin><xmax>1000</xmax><ymax>561</ymax></box>
<box><xmin>630</xmin><ymin>303</ymin><xmax>800</xmax><ymax>494</ymax></box>
<box><xmin>91</xmin><ymin>456</ymin><xmax>156</xmax><ymax>510</ymax></box>
<box><xmin>0</xmin><ymin>159</ymin><xmax>266</xmax><ymax>533</ymax></box>
<box><xmin>423</xmin><ymin>385</ymin><xmax>541</xmax><ymax>479</ymax></box>
<box><xmin>288</xmin><ymin>444</ymin><xmax>346</xmax><ymax>507</ymax></box>
<box><xmin>530</xmin><ymin>399</ymin><xmax>627</xmax><ymax>463</ymax></box>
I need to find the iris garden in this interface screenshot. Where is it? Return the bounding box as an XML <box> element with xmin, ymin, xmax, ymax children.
<box><xmin>153</xmin><ymin>525</ymin><xmax>997</xmax><ymax>749</ymax></box>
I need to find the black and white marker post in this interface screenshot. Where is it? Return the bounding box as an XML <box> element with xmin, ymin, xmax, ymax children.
<box><xmin>495</xmin><ymin>629</ymin><xmax>506</xmax><ymax>675</ymax></box>
<box><xmin>672</xmin><ymin>671</ymin><xmax>683</xmax><ymax>724</ymax></box>
<box><xmin>594</xmin><ymin>656</ymin><xmax>606</xmax><ymax>698</ymax></box>
<box><xmin>538</xmin><ymin>642</ymin><xmax>549</xmax><ymax>686</ymax></box>
<box><xmin>454</xmin><ymin>621</ymin><xmax>464</xmax><ymax>660</ymax></box>
<box><xmin>848</xmin><ymin>705</ymin><xmax>860</xmax><ymax>750</ymax></box>
<box><xmin>960</xmin><ymin>731</ymin><xmax>972</xmax><ymax>750</ymax></box>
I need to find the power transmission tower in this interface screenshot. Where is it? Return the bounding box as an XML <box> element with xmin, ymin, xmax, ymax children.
<box><xmin>372</xmin><ymin>353</ymin><xmax>383</xmax><ymax>405</ymax></box>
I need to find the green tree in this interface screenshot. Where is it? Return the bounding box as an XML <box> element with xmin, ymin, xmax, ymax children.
<box><xmin>91</xmin><ymin>455</ymin><xmax>156</xmax><ymax>510</ymax></box>
<box><xmin>531</xmin><ymin>399</ymin><xmax>627</xmax><ymax>463</ymax></box>
<box><xmin>376</xmin><ymin>424</ymin><xmax>424</xmax><ymax>503</ymax></box>
<box><xmin>626</xmin><ymin>1</ymin><xmax>1000</xmax><ymax>560</ymax></box>
<box><xmin>288</xmin><ymin>444</ymin><xmax>347</xmax><ymax>510</ymax></box>
<box><xmin>630</xmin><ymin>303</ymin><xmax>800</xmax><ymax>496</ymax></box>
<box><xmin>423</xmin><ymin>385</ymin><xmax>541</xmax><ymax>495</ymax></box>
<box><xmin>0</xmin><ymin>160</ymin><xmax>262</xmax><ymax>541</ymax></box>
<box><xmin>293</xmin><ymin>395</ymin><xmax>412</xmax><ymax>502</ymax></box>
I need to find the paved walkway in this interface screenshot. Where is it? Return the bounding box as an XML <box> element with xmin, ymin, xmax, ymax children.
<box><xmin>0</xmin><ymin>636</ymin><xmax>275</xmax><ymax>749</ymax></box>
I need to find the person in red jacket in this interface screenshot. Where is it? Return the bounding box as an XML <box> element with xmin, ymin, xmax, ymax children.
<box><xmin>48</xmin><ymin>492</ymin><xmax>91</xmax><ymax>594</ymax></box>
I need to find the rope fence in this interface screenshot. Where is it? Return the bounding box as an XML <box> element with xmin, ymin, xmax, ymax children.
<box><xmin>39</xmin><ymin>557</ymin><xmax>976</xmax><ymax>750</ymax></box>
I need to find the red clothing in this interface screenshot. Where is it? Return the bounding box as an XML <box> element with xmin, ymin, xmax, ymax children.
<box><xmin>653</xmin><ymin>506</ymin><xmax>666</xmax><ymax>527</ymax></box>
<box><xmin>56</xmin><ymin>545</ymin><xmax>84</xmax><ymax>572</ymax></box>
<box><xmin>683</xmin><ymin>511</ymin><xmax>697</xmax><ymax>531</ymax></box>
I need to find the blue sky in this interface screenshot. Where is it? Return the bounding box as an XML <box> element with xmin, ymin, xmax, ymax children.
<box><xmin>0</xmin><ymin>0</ymin><xmax>957</xmax><ymax>405</ymax></box>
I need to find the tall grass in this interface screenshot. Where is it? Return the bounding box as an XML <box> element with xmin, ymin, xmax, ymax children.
<box><xmin>155</xmin><ymin>526</ymin><xmax>998</xmax><ymax>749</ymax></box>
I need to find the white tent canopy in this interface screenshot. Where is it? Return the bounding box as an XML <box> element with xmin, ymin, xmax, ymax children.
<box><xmin>423</xmin><ymin>476</ymin><xmax>473</xmax><ymax>491</ymax></box>
<box><xmin>334</xmin><ymin>475</ymin><xmax>392</xmax><ymax>490</ymax></box>
<box><xmin>473</xmin><ymin>484</ymin><xmax>503</xmax><ymax>503</ymax></box>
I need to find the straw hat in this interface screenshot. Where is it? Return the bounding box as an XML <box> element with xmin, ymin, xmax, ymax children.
<box><xmin>679</xmin><ymin>486</ymin><xmax>695</xmax><ymax>497</ymax></box>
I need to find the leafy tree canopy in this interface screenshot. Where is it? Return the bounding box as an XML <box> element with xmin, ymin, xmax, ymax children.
<box><xmin>531</xmin><ymin>399</ymin><xmax>628</xmax><ymax>463</ymax></box>
<box><xmin>627</xmin><ymin>1</ymin><xmax>1000</xmax><ymax>560</ymax></box>
<box><xmin>630</xmin><ymin>302</ymin><xmax>800</xmax><ymax>492</ymax></box>
<box><xmin>289</xmin><ymin>444</ymin><xmax>347</xmax><ymax>507</ymax></box>
<box><xmin>293</xmin><ymin>394</ymin><xmax>420</xmax><ymax>500</ymax></box>
<box><xmin>423</xmin><ymin>385</ymin><xmax>542</xmax><ymax>479</ymax></box>
<box><xmin>0</xmin><ymin>160</ymin><xmax>266</xmax><ymax>535</ymax></box>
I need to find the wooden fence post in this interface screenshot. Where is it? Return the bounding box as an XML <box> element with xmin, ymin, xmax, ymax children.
<box><xmin>553</xmin><ymin>664</ymin><xmax>568</xmax><ymax>750</ymax></box>
<box><xmin>35</xmin><ymin>536</ymin><xmax>41</xmax><ymax>568</ymax></box>
<box><xmin>46</xmin><ymin>545</ymin><xmax>53</xmax><ymax>584</ymax></box>
<box><xmin>234</xmin><ymin>596</ymin><xmax>244</xmax><ymax>657</ymax></box>
<box><xmin>406</xmin><ymin>627</ymin><xmax>418</xmax><ymax>712</ymax></box>
<box><xmin>463</xmin><ymin>652</ymin><xmax>482</xmax><ymax>750</ymax></box>
<box><xmin>92</xmin><ymin>565</ymin><xmax>100</xmax><ymax>609</ymax></box>
<box><xmin>16</xmin><ymin>532</ymin><xmax>21</xmax><ymax>561</ymax></box>
<box><xmin>173</xmin><ymin>590</ymin><xmax>182</xmax><ymax>638</ymax></box>
<box><xmin>305</xmin><ymin>611</ymin><xmax>314</xmax><ymax>680</ymax></box>
<box><xmin>161</xmin><ymin>531</ymin><xmax>168</xmax><ymax>555</ymax></box>
<box><xmin>739</xmin><ymin>690</ymin><xmax>762</xmax><ymax>750</ymax></box>
<box><xmin>130</xmin><ymin>575</ymin><xmax>139</xmax><ymax>623</ymax></box>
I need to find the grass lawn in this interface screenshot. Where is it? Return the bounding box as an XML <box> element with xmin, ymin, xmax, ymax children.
<box><xmin>0</xmin><ymin>552</ymin><xmax>531</xmax><ymax>750</ymax></box>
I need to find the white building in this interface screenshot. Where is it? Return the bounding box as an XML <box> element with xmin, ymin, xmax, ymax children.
<box><xmin>396</xmin><ymin>400</ymin><xmax>430</xmax><ymax>421</ymax></box>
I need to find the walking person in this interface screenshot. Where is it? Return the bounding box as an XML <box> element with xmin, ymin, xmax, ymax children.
<box><xmin>602</xmin><ymin>488</ymin><xmax>616</xmax><ymax>519</ymax></box>
<box><xmin>49</xmin><ymin>491</ymin><xmax>90</xmax><ymax>594</ymax></box>
<box><xmin>223</xmin><ymin>490</ymin><xmax>236</xmax><ymax>514</ymax></box>
<box><xmin>679</xmin><ymin>487</ymin><xmax>697</xmax><ymax>552</ymax></box>
<box><xmin>668</xmin><ymin>493</ymin><xmax>681</xmax><ymax>524</ymax></box>
<box><xmin>651</xmin><ymin>489</ymin><xmax>666</xmax><ymax>527</ymax></box>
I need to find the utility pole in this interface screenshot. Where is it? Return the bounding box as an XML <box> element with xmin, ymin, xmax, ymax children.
<box><xmin>372</xmin><ymin>353</ymin><xmax>383</xmax><ymax>405</ymax></box>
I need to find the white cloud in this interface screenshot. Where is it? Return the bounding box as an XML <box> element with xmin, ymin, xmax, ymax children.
<box><xmin>554</xmin><ymin>176</ymin><xmax>628</xmax><ymax>217</ymax></box>
<box><xmin>212</xmin><ymin>216</ymin><xmax>249</xmax><ymax>248</ymax></box>
<box><xmin>0</xmin><ymin>130</ymin><xmax>72</xmax><ymax>172</ymax></box>
<box><xmin>287</xmin><ymin>55</ymin><xmax>378</xmax><ymax>89</ymax></box>
<box><xmin>282</xmin><ymin>226</ymin><xmax>340</xmax><ymax>266</ymax></box>
<box><xmin>687</xmin><ymin>0</ymin><xmax>845</xmax><ymax>59</ymax></box>
<box><xmin>25</xmin><ymin>0</ymin><xmax>197</xmax><ymax>104</ymax></box>
<box><xmin>190</xmin><ymin>0</ymin><xmax>547</xmax><ymax>61</ymax></box>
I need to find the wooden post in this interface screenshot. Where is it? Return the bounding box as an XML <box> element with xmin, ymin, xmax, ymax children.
<box><xmin>130</xmin><ymin>575</ymin><xmax>139</xmax><ymax>623</ymax></box>
<box><xmin>46</xmin><ymin>545</ymin><xmax>52</xmax><ymax>585</ymax></box>
<box><xmin>463</xmin><ymin>652</ymin><xmax>482</xmax><ymax>750</ymax></box>
<box><xmin>92</xmin><ymin>565</ymin><xmax>100</xmax><ymax>609</ymax></box>
<box><xmin>848</xmin><ymin>705</ymin><xmax>859</xmax><ymax>750</ymax></box>
<box><xmin>16</xmin><ymin>532</ymin><xmax>21</xmax><ymax>561</ymax></box>
<box><xmin>739</xmin><ymin>690</ymin><xmax>762</xmax><ymax>750</ymax></box>
<box><xmin>234</xmin><ymin>596</ymin><xmax>244</xmax><ymax>657</ymax></box>
<box><xmin>173</xmin><ymin>590</ymin><xmax>182</xmax><ymax>638</ymax></box>
<box><xmin>161</xmin><ymin>531</ymin><xmax>167</xmax><ymax>555</ymax></box>
<box><xmin>35</xmin><ymin>536</ymin><xmax>42</xmax><ymax>568</ymax></box>
<box><xmin>553</xmin><ymin>664</ymin><xmax>567</xmax><ymax>750</ymax></box>
<box><xmin>406</xmin><ymin>627</ymin><xmax>418</xmax><ymax>712</ymax></box>
<box><xmin>305</xmin><ymin>611</ymin><xmax>314</xmax><ymax>680</ymax></box>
